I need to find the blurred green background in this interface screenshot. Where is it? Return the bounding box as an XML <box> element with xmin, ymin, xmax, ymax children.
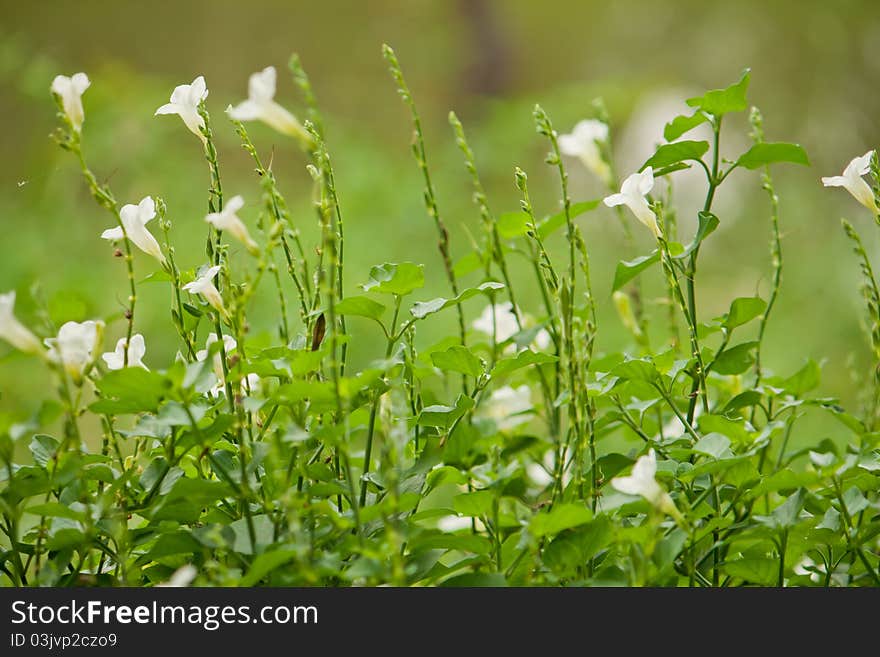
<box><xmin>2</xmin><ymin>0</ymin><xmax>880</xmax><ymax>422</ymax></box>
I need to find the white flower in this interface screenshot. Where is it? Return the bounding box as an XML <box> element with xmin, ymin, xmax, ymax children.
<box><xmin>559</xmin><ymin>119</ymin><xmax>612</xmax><ymax>185</ymax></box>
<box><xmin>526</xmin><ymin>462</ymin><xmax>554</xmax><ymax>488</ymax></box>
<box><xmin>227</xmin><ymin>66</ymin><xmax>313</xmax><ymax>148</ymax></box>
<box><xmin>611</xmin><ymin>449</ymin><xmax>680</xmax><ymax>519</ymax></box>
<box><xmin>157</xmin><ymin>564</ymin><xmax>197</xmax><ymax>588</ymax></box>
<box><xmin>603</xmin><ymin>167</ymin><xmax>662</xmax><ymax>238</ymax></box>
<box><xmin>45</xmin><ymin>320</ymin><xmax>103</xmax><ymax>383</ymax></box>
<box><xmin>0</xmin><ymin>291</ymin><xmax>44</xmax><ymax>356</ymax></box>
<box><xmin>101</xmin><ymin>334</ymin><xmax>147</xmax><ymax>370</ymax></box>
<box><xmin>205</xmin><ymin>196</ymin><xmax>259</xmax><ymax>255</ymax></box>
<box><xmin>183</xmin><ymin>265</ymin><xmax>227</xmax><ymax>319</ymax></box>
<box><xmin>534</xmin><ymin>328</ymin><xmax>552</xmax><ymax>351</ymax></box>
<box><xmin>51</xmin><ymin>72</ymin><xmax>90</xmax><ymax>132</ymax></box>
<box><xmin>196</xmin><ymin>333</ymin><xmax>259</xmax><ymax>397</ymax></box>
<box><xmin>472</xmin><ymin>302</ymin><xmax>519</xmax><ymax>343</ymax></box>
<box><xmin>100</xmin><ymin>196</ymin><xmax>167</xmax><ymax>265</ymax></box>
<box><xmin>482</xmin><ymin>385</ymin><xmax>532</xmax><ymax>431</ymax></box>
<box><xmin>822</xmin><ymin>151</ymin><xmax>878</xmax><ymax>213</ymax></box>
<box><xmin>154</xmin><ymin>75</ymin><xmax>209</xmax><ymax>144</ymax></box>
<box><xmin>436</xmin><ymin>515</ymin><xmax>473</xmax><ymax>533</ymax></box>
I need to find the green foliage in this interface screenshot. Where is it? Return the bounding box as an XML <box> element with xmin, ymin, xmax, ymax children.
<box><xmin>1</xmin><ymin>54</ymin><xmax>877</xmax><ymax>591</ymax></box>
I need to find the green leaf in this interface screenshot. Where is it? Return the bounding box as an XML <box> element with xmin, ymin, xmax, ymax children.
<box><xmin>336</xmin><ymin>296</ymin><xmax>386</xmax><ymax>322</ymax></box>
<box><xmin>675</xmin><ymin>211</ymin><xmax>719</xmax><ymax>259</ymax></box>
<box><xmin>775</xmin><ymin>360</ymin><xmax>821</xmax><ymax>397</ymax></box>
<box><xmin>724</xmin><ymin>297</ymin><xmax>767</xmax><ymax>330</ymax></box>
<box><xmin>497</xmin><ymin>212</ymin><xmax>530</xmax><ymax>239</ymax></box>
<box><xmin>736</xmin><ymin>142</ymin><xmax>810</xmax><ymax>170</ymax></box>
<box><xmin>24</xmin><ymin>502</ymin><xmax>85</xmax><ymax>521</ymax></box>
<box><xmin>612</xmin><ymin>250</ymin><xmax>660</xmax><ymax>292</ymax></box>
<box><xmin>693</xmin><ymin>433</ymin><xmax>733</xmax><ymax>459</ymax></box>
<box><xmin>362</xmin><ymin>262</ymin><xmax>425</xmax><ymax>296</ymax></box>
<box><xmin>721</xmin><ymin>557</ymin><xmax>777</xmax><ymax>585</ymax></box>
<box><xmin>94</xmin><ymin>368</ymin><xmax>169</xmax><ymax>414</ymax></box>
<box><xmin>410</xmin><ymin>282</ymin><xmax>504</xmax><ymax>320</ymax></box>
<box><xmin>491</xmin><ymin>349</ymin><xmax>558</xmax><ymax>377</ymax></box>
<box><xmin>537</xmin><ymin>200</ymin><xmax>602</xmax><ymax>240</ymax></box>
<box><xmin>772</xmin><ymin>488</ymin><xmax>805</xmax><ymax>528</ymax></box>
<box><xmin>611</xmin><ymin>358</ymin><xmax>660</xmax><ymax>383</ymax></box>
<box><xmin>452</xmin><ymin>489</ymin><xmax>495</xmax><ymax>517</ymax></box>
<box><xmin>417</xmin><ymin>394</ymin><xmax>475</xmax><ymax>429</ymax></box>
<box><xmin>642</xmin><ymin>140</ymin><xmax>709</xmax><ymax>171</ymax></box>
<box><xmin>529</xmin><ymin>503</ymin><xmax>593</xmax><ymax>538</ymax></box>
<box><xmin>241</xmin><ymin>550</ymin><xmax>298</xmax><ymax>586</ymax></box>
<box><xmin>453</xmin><ymin>251</ymin><xmax>483</xmax><ymax>278</ymax></box>
<box><xmin>711</xmin><ymin>341</ymin><xmax>758</xmax><ymax>375</ymax></box>
<box><xmin>664</xmin><ymin>111</ymin><xmax>709</xmax><ymax>141</ymax></box>
<box><xmin>430</xmin><ymin>346</ymin><xmax>484</xmax><ymax>377</ymax></box>
<box><xmin>441</xmin><ymin>572</ymin><xmax>507</xmax><ymax>587</ymax></box>
<box><xmin>843</xmin><ymin>486</ymin><xmax>869</xmax><ymax>517</ymax></box>
<box><xmin>686</xmin><ymin>69</ymin><xmax>750</xmax><ymax>117</ymax></box>
<box><xmin>29</xmin><ymin>434</ymin><xmax>59</xmax><ymax>468</ymax></box>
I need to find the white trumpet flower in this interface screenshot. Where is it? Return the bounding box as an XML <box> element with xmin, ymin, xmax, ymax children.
<box><xmin>603</xmin><ymin>167</ymin><xmax>662</xmax><ymax>238</ymax></box>
<box><xmin>50</xmin><ymin>72</ymin><xmax>90</xmax><ymax>132</ymax></box>
<box><xmin>611</xmin><ymin>449</ymin><xmax>681</xmax><ymax>520</ymax></box>
<box><xmin>45</xmin><ymin>320</ymin><xmax>103</xmax><ymax>383</ymax></box>
<box><xmin>0</xmin><ymin>291</ymin><xmax>44</xmax><ymax>356</ymax></box>
<box><xmin>154</xmin><ymin>75</ymin><xmax>209</xmax><ymax>144</ymax></box>
<box><xmin>472</xmin><ymin>302</ymin><xmax>520</xmax><ymax>343</ymax></box>
<box><xmin>205</xmin><ymin>196</ymin><xmax>259</xmax><ymax>255</ymax></box>
<box><xmin>101</xmin><ymin>196</ymin><xmax>167</xmax><ymax>265</ymax></box>
<box><xmin>183</xmin><ymin>266</ymin><xmax>227</xmax><ymax>319</ymax></box>
<box><xmin>102</xmin><ymin>334</ymin><xmax>148</xmax><ymax>370</ymax></box>
<box><xmin>227</xmin><ymin>66</ymin><xmax>313</xmax><ymax>148</ymax></box>
<box><xmin>559</xmin><ymin>119</ymin><xmax>612</xmax><ymax>186</ymax></box>
<box><xmin>821</xmin><ymin>151</ymin><xmax>878</xmax><ymax>213</ymax></box>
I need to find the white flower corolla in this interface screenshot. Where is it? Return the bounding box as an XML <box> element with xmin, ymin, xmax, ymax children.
<box><xmin>45</xmin><ymin>320</ymin><xmax>104</xmax><ymax>383</ymax></box>
<box><xmin>472</xmin><ymin>302</ymin><xmax>520</xmax><ymax>343</ymax></box>
<box><xmin>822</xmin><ymin>151</ymin><xmax>878</xmax><ymax>213</ymax></box>
<box><xmin>526</xmin><ymin>462</ymin><xmax>554</xmax><ymax>488</ymax></box>
<box><xmin>227</xmin><ymin>66</ymin><xmax>313</xmax><ymax>147</ymax></box>
<box><xmin>50</xmin><ymin>72</ymin><xmax>90</xmax><ymax>132</ymax></box>
<box><xmin>205</xmin><ymin>196</ymin><xmax>259</xmax><ymax>255</ymax></box>
<box><xmin>611</xmin><ymin>449</ymin><xmax>681</xmax><ymax>519</ymax></box>
<box><xmin>604</xmin><ymin>167</ymin><xmax>662</xmax><ymax>239</ymax></box>
<box><xmin>183</xmin><ymin>266</ymin><xmax>227</xmax><ymax>318</ymax></box>
<box><xmin>559</xmin><ymin>119</ymin><xmax>612</xmax><ymax>186</ymax></box>
<box><xmin>0</xmin><ymin>291</ymin><xmax>44</xmax><ymax>355</ymax></box>
<box><xmin>101</xmin><ymin>334</ymin><xmax>147</xmax><ymax>370</ymax></box>
<box><xmin>481</xmin><ymin>385</ymin><xmax>532</xmax><ymax>431</ymax></box>
<box><xmin>436</xmin><ymin>515</ymin><xmax>473</xmax><ymax>533</ymax></box>
<box><xmin>156</xmin><ymin>564</ymin><xmax>197</xmax><ymax>588</ymax></box>
<box><xmin>196</xmin><ymin>332</ymin><xmax>236</xmax><ymax>377</ymax></box>
<box><xmin>534</xmin><ymin>328</ymin><xmax>552</xmax><ymax>351</ymax></box>
<box><xmin>154</xmin><ymin>75</ymin><xmax>209</xmax><ymax>144</ymax></box>
<box><xmin>100</xmin><ymin>196</ymin><xmax>167</xmax><ymax>265</ymax></box>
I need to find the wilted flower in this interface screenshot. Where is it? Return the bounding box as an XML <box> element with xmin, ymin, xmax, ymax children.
<box><xmin>481</xmin><ymin>385</ymin><xmax>532</xmax><ymax>431</ymax></box>
<box><xmin>205</xmin><ymin>196</ymin><xmax>259</xmax><ymax>255</ymax></box>
<box><xmin>154</xmin><ymin>75</ymin><xmax>209</xmax><ymax>144</ymax></box>
<box><xmin>559</xmin><ymin>119</ymin><xmax>612</xmax><ymax>185</ymax></box>
<box><xmin>50</xmin><ymin>72</ymin><xmax>90</xmax><ymax>132</ymax></box>
<box><xmin>611</xmin><ymin>449</ymin><xmax>682</xmax><ymax>521</ymax></box>
<box><xmin>227</xmin><ymin>66</ymin><xmax>312</xmax><ymax>148</ymax></box>
<box><xmin>183</xmin><ymin>266</ymin><xmax>227</xmax><ymax>319</ymax></box>
<box><xmin>603</xmin><ymin>167</ymin><xmax>662</xmax><ymax>238</ymax></box>
<box><xmin>612</xmin><ymin>290</ymin><xmax>643</xmax><ymax>341</ymax></box>
<box><xmin>101</xmin><ymin>334</ymin><xmax>147</xmax><ymax>370</ymax></box>
<box><xmin>101</xmin><ymin>196</ymin><xmax>167</xmax><ymax>265</ymax></box>
<box><xmin>45</xmin><ymin>320</ymin><xmax>104</xmax><ymax>383</ymax></box>
<box><xmin>0</xmin><ymin>291</ymin><xmax>44</xmax><ymax>356</ymax></box>
<box><xmin>821</xmin><ymin>151</ymin><xmax>878</xmax><ymax>213</ymax></box>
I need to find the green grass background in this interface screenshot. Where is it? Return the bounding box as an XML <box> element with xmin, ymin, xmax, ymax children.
<box><xmin>1</xmin><ymin>0</ymin><xmax>879</xmax><ymax>442</ymax></box>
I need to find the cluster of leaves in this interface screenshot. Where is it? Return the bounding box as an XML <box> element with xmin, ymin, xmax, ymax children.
<box><xmin>1</xmin><ymin>55</ymin><xmax>879</xmax><ymax>588</ymax></box>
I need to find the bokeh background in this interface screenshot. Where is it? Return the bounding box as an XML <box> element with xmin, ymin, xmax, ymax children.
<box><xmin>2</xmin><ymin>0</ymin><xmax>880</xmax><ymax>430</ymax></box>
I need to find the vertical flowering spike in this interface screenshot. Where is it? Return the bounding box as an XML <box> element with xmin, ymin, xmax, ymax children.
<box><xmin>45</xmin><ymin>320</ymin><xmax>104</xmax><ymax>384</ymax></box>
<box><xmin>227</xmin><ymin>66</ymin><xmax>314</xmax><ymax>149</ymax></box>
<box><xmin>559</xmin><ymin>119</ymin><xmax>612</xmax><ymax>186</ymax></box>
<box><xmin>603</xmin><ymin>167</ymin><xmax>662</xmax><ymax>238</ymax></box>
<box><xmin>50</xmin><ymin>72</ymin><xmax>90</xmax><ymax>132</ymax></box>
<box><xmin>0</xmin><ymin>291</ymin><xmax>44</xmax><ymax>356</ymax></box>
<box><xmin>102</xmin><ymin>334</ymin><xmax>148</xmax><ymax>370</ymax></box>
<box><xmin>205</xmin><ymin>195</ymin><xmax>260</xmax><ymax>255</ymax></box>
<box><xmin>821</xmin><ymin>151</ymin><xmax>878</xmax><ymax>213</ymax></box>
<box><xmin>183</xmin><ymin>266</ymin><xmax>228</xmax><ymax>319</ymax></box>
<box><xmin>100</xmin><ymin>196</ymin><xmax>167</xmax><ymax>265</ymax></box>
<box><xmin>155</xmin><ymin>76</ymin><xmax>210</xmax><ymax>144</ymax></box>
